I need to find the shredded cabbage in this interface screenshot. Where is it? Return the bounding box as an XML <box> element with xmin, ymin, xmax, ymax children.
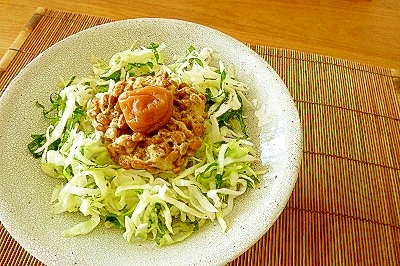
<box><xmin>28</xmin><ymin>43</ymin><xmax>266</xmax><ymax>246</ymax></box>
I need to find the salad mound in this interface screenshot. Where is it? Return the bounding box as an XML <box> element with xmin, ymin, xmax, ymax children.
<box><xmin>28</xmin><ymin>43</ymin><xmax>265</xmax><ymax>246</ymax></box>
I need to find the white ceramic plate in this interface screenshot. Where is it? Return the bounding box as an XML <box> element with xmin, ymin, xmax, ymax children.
<box><xmin>0</xmin><ymin>18</ymin><xmax>301</xmax><ymax>266</ymax></box>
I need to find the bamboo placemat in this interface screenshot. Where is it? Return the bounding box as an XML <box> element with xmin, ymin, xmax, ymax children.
<box><xmin>1</xmin><ymin>7</ymin><xmax>400</xmax><ymax>266</ymax></box>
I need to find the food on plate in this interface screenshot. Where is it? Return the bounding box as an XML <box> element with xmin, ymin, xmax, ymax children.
<box><xmin>28</xmin><ymin>43</ymin><xmax>265</xmax><ymax>246</ymax></box>
<box><xmin>87</xmin><ymin>71</ymin><xmax>207</xmax><ymax>173</ymax></box>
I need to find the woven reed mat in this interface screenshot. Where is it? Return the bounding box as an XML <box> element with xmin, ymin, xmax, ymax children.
<box><xmin>1</xmin><ymin>7</ymin><xmax>400</xmax><ymax>266</ymax></box>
